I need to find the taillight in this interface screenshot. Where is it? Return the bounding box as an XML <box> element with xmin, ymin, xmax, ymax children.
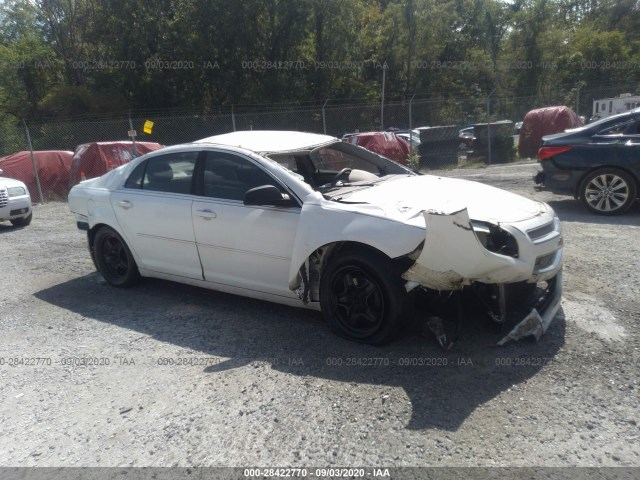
<box><xmin>538</xmin><ymin>146</ymin><xmax>572</xmax><ymax>161</ymax></box>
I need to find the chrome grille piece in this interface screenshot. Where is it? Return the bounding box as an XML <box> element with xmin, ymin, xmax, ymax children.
<box><xmin>0</xmin><ymin>188</ymin><xmax>8</xmax><ymax>208</ymax></box>
<box><xmin>527</xmin><ymin>222</ymin><xmax>555</xmax><ymax>240</ymax></box>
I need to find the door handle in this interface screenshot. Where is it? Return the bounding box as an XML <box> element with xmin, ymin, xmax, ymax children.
<box><xmin>195</xmin><ymin>208</ymin><xmax>217</xmax><ymax>219</ymax></box>
<box><xmin>118</xmin><ymin>200</ymin><xmax>133</xmax><ymax>209</ymax></box>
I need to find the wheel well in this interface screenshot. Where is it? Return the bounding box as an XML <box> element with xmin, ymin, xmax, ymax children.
<box><xmin>88</xmin><ymin>223</ymin><xmax>124</xmax><ymax>262</ymax></box>
<box><xmin>298</xmin><ymin>241</ymin><xmax>413</xmax><ymax>303</ymax></box>
<box><xmin>87</xmin><ymin>223</ymin><xmax>110</xmax><ymax>251</ymax></box>
<box><xmin>327</xmin><ymin>241</ymin><xmax>390</xmax><ymax>261</ymax></box>
<box><xmin>575</xmin><ymin>166</ymin><xmax>640</xmax><ymax>199</ymax></box>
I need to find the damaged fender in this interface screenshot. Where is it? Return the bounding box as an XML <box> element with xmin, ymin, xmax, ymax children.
<box><xmin>402</xmin><ymin>208</ymin><xmax>523</xmax><ymax>290</ymax></box>
<box><xmin>403</xmin><ymin>207</ymin><xmax>563</xmax><ymax>345</ymax></box>
<box><xmin>287</xmin><ymin>193</ymin><xmax>425</xmax><ymax>292</ymax></box>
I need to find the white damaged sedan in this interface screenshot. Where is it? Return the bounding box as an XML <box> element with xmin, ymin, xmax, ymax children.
<box><xmin>68</xmin><ymin>131</ymin><xmax>563</xmax><ymax>346</ymax></box>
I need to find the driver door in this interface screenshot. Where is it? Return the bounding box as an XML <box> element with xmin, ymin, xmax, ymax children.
<box><xmin>192</xmin><ymin>151</ymin><xmax>301</xmax><ymax>298</ymax></box>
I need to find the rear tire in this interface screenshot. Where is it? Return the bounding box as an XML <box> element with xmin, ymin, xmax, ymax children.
<box><xmin>579</xmin><ymin>168</ymin><xmax>637</xmax><ymax>215</ymax></box>
<box><xmin>93</xmin><ymin>226</ymin><xmax>140</xmax><ymax>287</ymax></box>
<box><xmin>320</xmin><ymin>249</ymin><xmax>408</xmax><ymax>345</ymax></box>
<box><xmin>10</xmin><ymin>212</ymin><xmax>32</xmax><ymax>227</ymax></box>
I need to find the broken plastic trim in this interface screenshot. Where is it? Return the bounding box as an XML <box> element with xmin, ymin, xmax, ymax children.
<box><xmin>497</xmin><ymin>270</ymin><xmax>563</xmax><ymax>345</ymax></box>
<box><xmin>402</xmin><ymin>208</ymin><xmax>522</xmax><ymax>290</ymax></box>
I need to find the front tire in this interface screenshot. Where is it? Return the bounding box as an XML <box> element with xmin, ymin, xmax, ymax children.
<box><xmin>579</xmin><ymin>168</ymin><xmax>637</xmax><ymax>215</ymax></box>
<box><xmin>320</xmin><ymin>249</ymin><xmax>408</xmax><ymax>345</ymax></box>
<box><xmin>93</xmin><ymin>226</ymin><xmax>140</xmax><ymax>287</ymax></box>
<box><xmin>10</xmin><ymin>212</ymin><xmax>32</xmax><ymax>227</ymax></box>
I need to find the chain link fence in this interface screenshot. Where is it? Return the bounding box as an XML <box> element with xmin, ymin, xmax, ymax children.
<box><xmin>0</xmin><ymin>84</ymin><xmax>635</xmax><ymax>202</ymax></box>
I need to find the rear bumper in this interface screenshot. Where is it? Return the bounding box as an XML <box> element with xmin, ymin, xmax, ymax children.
<box><xmin>534</xmin><ymin>164</ymin><xmax>581</xmax><ymax>197</ymax></box>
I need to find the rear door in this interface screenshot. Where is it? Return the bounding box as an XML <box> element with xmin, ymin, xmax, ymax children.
<box><xmin>111</xmin><ymin>151</ymin><xmax>203</xmax><ymax>279</ymax></box>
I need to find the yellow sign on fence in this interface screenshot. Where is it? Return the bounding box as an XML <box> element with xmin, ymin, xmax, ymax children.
<box><xmin>143</xmin><ymin>120</ymin><xmax>154</xmax><ymax>134</ymax></box>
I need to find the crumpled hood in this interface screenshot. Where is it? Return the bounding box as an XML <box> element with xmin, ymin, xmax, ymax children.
<box><xmin>345</xmin><ymin>174</ymin><xmax>545</xmax><ymax>224</ymax></box>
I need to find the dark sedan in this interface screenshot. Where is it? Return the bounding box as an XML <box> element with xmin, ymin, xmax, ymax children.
<box><xmin>534</xmin><ymin>109</ymin><xmax>640</xmax><ymax>215</ymax></box>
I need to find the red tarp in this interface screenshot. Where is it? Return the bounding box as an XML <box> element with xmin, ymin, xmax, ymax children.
<box><xmin>69</xmin><ymin>141</ymin><xmax>163</xmax><ymax>188</ymax></box>
<box><xmin>343</xmin><ymin>132</ymin><xmax>410</xmax><ymax>165</ymax></box>
<box><xmin>0</xmin><ymin>150</ymin><xmax>74</xmax><ymax>202</ymax></box>
<box><xmin>519</xmin><ymin>106</ymin><xmax>584</xmax><ymax>158</ymax></box>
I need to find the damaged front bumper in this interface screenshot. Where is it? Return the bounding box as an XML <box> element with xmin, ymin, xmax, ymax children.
<box><xmin>496</xmin><ymin>270</ymin><xmax>562</xmax><ymax>345</ymax></box>
<box><xmin>403</xmin><ymin>207</ymin><xmax>564</xmax><ymax>345</ymax></box>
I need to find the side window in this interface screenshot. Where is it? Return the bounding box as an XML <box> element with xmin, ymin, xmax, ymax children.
<box><xmin>626</xmin><ymin>120</ymin><xmax>640</xmax><ymax>135</ymax></box>
<box><xmin>314</xmin><ymin>147</ymin><xmax>379</xmax><ymax>174</ymax></box>
<box><xmin>142</xmin><ymin>152</ymin><xmax>198</xmax><ymax>194</ymax></box>
<box><xmin>597</xmin><ymin>120</ymin><xmax>634</xmax><ymax>136</ymax></box>
<box><xmin>268</xmin><ymin>154</ymin><xmax>299</xmax><ymax>173</ymax></box>
<box><xmin>124</xmin><ymin>160</ymin><xmax>147</xmax><ymax>189</ymax></box>
<box><xmin>202</xmin><ymin>152</ymin><xmax>281</xmax><ymax>201</ymax></box>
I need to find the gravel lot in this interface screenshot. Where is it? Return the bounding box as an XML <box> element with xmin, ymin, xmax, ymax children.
<box><xmin>1</xmin><ymin>160</ymin><xmax>639</xmax><ymax>468</ymax></box>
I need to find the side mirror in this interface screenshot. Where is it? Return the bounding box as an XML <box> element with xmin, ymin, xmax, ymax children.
<box><xmin>244</xmin><ymin>185</ymin><xmax>294</xmax><ymax>207</ymax></box>
<box><xmin>0</xmin><ymin>168</ymin><xmax>4</xmax><ymax>176</ymax></box>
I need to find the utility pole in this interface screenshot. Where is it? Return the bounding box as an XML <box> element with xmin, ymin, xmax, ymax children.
<box><xmin>576</xmin><ymin>82</ymin><xmax>585</xmax><ymax>116</ymax></box>
<box><xmin>232</xmin><ymin>105</ymin><xmax>236</xmax><ymax>131</ymax></box>
<box><xmin>408</xmin><ymin>94</ymin><xmax>416</xmax><ymax>159</ymax></box>
<box><xmin>322</xmin><ymin>98</ymin><xmax>329</xmax><ymax>134</ymax></box>
<box><xmin>381</xmin><ymin>63</ymin><xmax>387</xmax><ymax>130</ymax></box>
<box><xmin>487</xmin><ymin>88</ymin><xmax>496</xmax><ymax>165</ymax></box>
<box><xmin>23</xmin><ymin>120</ymin><xmax>44</xmax><ymax>204</ymax></box>
<box><xmin>128</xmin><ymin>113</ymin><xmax>137</xmax><ymax>157</ymax></box>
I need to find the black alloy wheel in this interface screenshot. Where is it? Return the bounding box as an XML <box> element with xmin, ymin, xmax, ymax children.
<box><xmin>320</xmin><ymin>249</ymin><xmax>408</xmax><ymax>344</ymax></box>
<box><xmin>93</xmin><ymin>226</ymin><xmax>140</xmax><ymax>287</ymax></box>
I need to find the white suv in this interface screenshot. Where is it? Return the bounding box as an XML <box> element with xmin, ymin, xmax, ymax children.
<box><xmin>0</xmin><ymin>169</ymin><xmax>32</xmax><ymax>227</ymax></box>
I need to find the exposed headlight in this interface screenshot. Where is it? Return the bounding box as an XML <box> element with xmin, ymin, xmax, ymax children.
<box><xmin>7</xmin><ymin>186</ymin><xmax>27</xmax><ymax>197</ymax></box>
<box><xmin>471</xmin><ymin>221</ymin><xmax>519</xmax><ymax>258</ymax></box>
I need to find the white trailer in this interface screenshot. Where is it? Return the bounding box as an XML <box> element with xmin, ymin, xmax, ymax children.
<box><xmin>592</xmin><ymin>93</ymin><xmax>640</xmax><ymax>121</ymax></box>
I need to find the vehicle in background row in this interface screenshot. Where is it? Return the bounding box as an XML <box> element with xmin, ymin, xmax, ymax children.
<box><xmin>342</xmin><ymin>131</ymin><xmax>410</xmax><ymax>165</ymax></box>
<box><xmin>519</xmin><ymin>106</ymin><xmax>583</xmax><ymax>158</ymax></box>
<box><xmin>535</xmin><ymin>109</ymin><xmax>640</xmax><ymax>215</ymax></box>
<box><xmin>514</xmin><ymin>121</ymin><xmax>523</xmax><ymax>135</ymax></box>
<box><xmin>0</xmin><ymin>150</ymin><xmax>73</xmax><ymax>202</ymax></box>
<box><xmin>458</xmin><ymin>126</ymin><xmax>476</xmax><ymax>152</ymax></box>
<box><xmin>0</xmin><ymin>169</ymin><xmax>32</xmax><ymax>227</ymax></box>
<box><xmin>69</xmin><ymin>141</ymin><xmax>163</xmax><ymax>189</ymax></box>
<box><xmin>395</xmin><ymin>130</ymin><xmax>421</xmax><ymax>150</ymax></box>
<box><xmin>69</xmin><ymin>131</ymin><xmax>563</xmax><ymax>347</ymax></box>
<box><xmin>591</xmin><ymin>93</ymin><xmax>640</xmax><ymax>121</ymax></box>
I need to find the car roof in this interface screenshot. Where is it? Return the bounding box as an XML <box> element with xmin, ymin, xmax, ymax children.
<box><xmin>194</xmin><ymin>130</ymin><xmax>337</xmax><ymax>153</ymax></box>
